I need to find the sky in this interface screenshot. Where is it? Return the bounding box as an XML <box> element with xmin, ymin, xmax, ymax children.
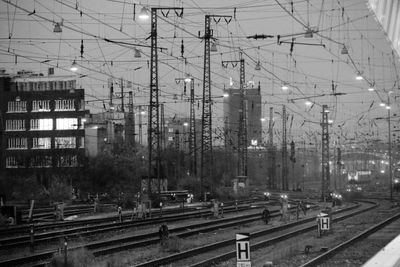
<box><xmin>0</xmin><ymin>0</ymin><xmax>399</xmax><ymax>149</ymax></box>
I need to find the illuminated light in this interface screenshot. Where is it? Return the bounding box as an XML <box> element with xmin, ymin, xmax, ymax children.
<box><xmin>305</xmin><ymin>101</ymin><xmax>312</xmax><ymax>106</ymax></box>
<box><xmin>138</xmin><ymin>7</ymin><xmax>150</xmax><ymax>20</ymax></box>
<box><xmin>223</xmin><ymin>93</ymin><xmax>229</xmax><ymax>98</ymax></box>
<box><xmin>281</xmin><ymin>84</ymin><xmax>289</xmax><ymax>90</ymax></box>
<box><xmin>379</xmin><ymin>103</ymin><xmax>386</xmax><ymax>107</ymax></box>
<box><xmin>183</xmin><ymin>122</ymin><xmax>189</xmax><ymax>127</ymax></box>
<box><xmin>386</xmin><ymin>105</ymin><xmax>391</xmax><ymax>110</ymax></box>
<box><xmin>328</xmin><ymin>119</ymin><xmax>333</xmax><ymax>124</ymax></box>
<box><xmin>260</xmin><ymin>117</ymin><xmax>266</xmax><ymax>122</ymax></box>
<box><xmin>381</xmin><ymin>170</ymin><xmax>385</xmax><ymax>173</ymax></box>
<box><xmin>70</xmin><ymin>60</ymin><xmax>78</xmax><ymax>72</ymax></box>
<box><xmin>368</xmin><ymin>86</ymin><xmax>374</xmax><ymax>91</ymax></box>
<box><xmin>355</xmin><ymin>73</ymin><xmax>363</xmax><ymax>80</ymax></box>
<box><xmin>229</xmin><ymin>77</ymin><xmax>234</xmax><ymax>86</ymax></box>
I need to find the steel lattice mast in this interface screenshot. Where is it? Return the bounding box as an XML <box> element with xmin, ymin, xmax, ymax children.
<box><xmin>189</xmin><ymin>79</ymin><xmax>197</xmax><ymax>176</ymax></box>
<box><xmin>321</xmin><ymin>105</ymin><xmax>330</xmax><ymax>200</ymax></box>
<box><xmin>200</xmin><ymin>15</ymin><xmax>212</xmax><ymax>196</ymax></box>
<box><xmin>200</xmin><ymin>14</ymin><xmax>232</xmax><ymax>196</ymax></box>
<box><xmin>148</xmin><ymin>7</ymin><xmax>183</xmax><ymax>198</ymax></box>
<box><xmin>282</xmin><ymin>105</ymin><xmax>288</xmax><ymax>190</ymax></box>
<box><xmin>237</xmin><ymin>53</ymin><xmax>247</xmax><ymax>178</ymax></box>
<box><xmin>148</xmin><ymin>8</ymin><xmax>160</xmax><ymax>197</ymax></box>
<box><xmin>268</xmin><ymin>106</ymin><xmax>276</xmax><ymax>189</ymax></box>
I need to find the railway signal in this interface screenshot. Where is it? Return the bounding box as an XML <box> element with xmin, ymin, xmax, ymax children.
<box><xmin>236</xmin><ymin>233</ymin><xmax>251</xmax><ymax>267</ymax></box>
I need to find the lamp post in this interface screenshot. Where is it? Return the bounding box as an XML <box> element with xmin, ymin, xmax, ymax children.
<box><xmin>387</xmin><ymin>96</ymin><xmax>393</xmax><ymax>201</ymax></box>
<box><xmin>375</xmin><ymin>93</ymin><xmax>393</xmax><ymax>202</ymax></box>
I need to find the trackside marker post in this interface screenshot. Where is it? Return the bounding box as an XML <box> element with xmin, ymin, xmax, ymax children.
<box><xmin>236</xmin><ymin>233</ymin><xmax>251</xmax><ymax>267</ymax></box>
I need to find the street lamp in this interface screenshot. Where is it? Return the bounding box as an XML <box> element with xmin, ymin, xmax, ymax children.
<box><xmin>388</xmin><ymin>95</ymin><xmax>393</xmax><ymax>201</ymax></box>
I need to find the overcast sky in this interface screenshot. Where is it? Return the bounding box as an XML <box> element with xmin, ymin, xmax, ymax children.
<box><xmin>1</xmin><ymin>0</ymin><xmax>399</xmax><ymax>148</ymax></box>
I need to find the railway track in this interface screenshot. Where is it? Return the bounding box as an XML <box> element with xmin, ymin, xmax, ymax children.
<box><xmin>0</xmin><ymin>199</ymin><xmax>283</xmax><ymax>266</ymax></box>
<box><xmin>131</xmin><ymin>202</ymin><xmax>371</xmax><ymax>267</ymax></box>
<box><xmin>300</xmin><ymin>209</ymin><xmax>400</xmax><ymax>266</ymax></box>
<box><xmin>0</xmin><ymin>198</ymin><xmax>266</xmax><ymax>238</ymax></box>
<box><xmin>0</xmin><ymin>202</ymin><xmax>267</xmax><ymax>250</ymax></box>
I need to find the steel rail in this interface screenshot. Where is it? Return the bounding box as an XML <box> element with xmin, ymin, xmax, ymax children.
<box><xmin>0</xmin><ymin>203</ymin><xmax>264</xmax><ymax>250</ymax></box>
<box><xmin>0</xmin><ymin>201</ymin><xmax>272</xmax><ymax>266</ymax></box>
<box><xmin>133</xmin><ymin>203</ymin><xmax>368</xmax><ymax>267</ymax></box>
<box><xmin>0</xmin><ymin>198</ymin><xmax>259</xmax><ymax>237</ymax></box>
<box><xmin>299</xmin><ymin>211</ymin><xmax>400</xmax><ymax>267</ymax></box>
<box><xmin>0</xmin><ymin>198</ymin><xmax>271</xmax><ymax>249</ymax></box>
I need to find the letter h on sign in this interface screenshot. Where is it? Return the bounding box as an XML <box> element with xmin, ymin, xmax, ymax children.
<box><xmin>320</xmin><ymin>217</ymin><xmax>330</xmax><ymax>230</ymax></box>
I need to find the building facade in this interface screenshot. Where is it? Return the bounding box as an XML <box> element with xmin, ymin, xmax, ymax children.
<box><xmin>223</xmin><ymin>83</ymin><xmax>262</xmax><ymax>149</ymax></box>
<box><xmin>0</xmin><ymin>70</ymin><xmax>85</xmax><ymax>179</ymax></box>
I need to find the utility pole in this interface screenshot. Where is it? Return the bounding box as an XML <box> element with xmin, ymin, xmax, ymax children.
<box><xmin>120</xmin><ymin>78</ymin><xmax>124</xmax><ymax>113</ymax></box>
<box><xmin>148</xmin><ymin>7</ymin><xmax>183</xmax><ymax>200</ymax></box>
<box><xmin>268</xmin><ymin>107</ymin><xmax>276</xmax><ymax>189</ymax></box>
<box><xmin>107</xmin><ymin>78</ymin><xmax>115</xmax><ymax>144</ymax></box>
<box><xmin>282</xmin><ymin>105</ymin><xmax>288</xmax><ymax>190</ymax></box>
<box><xmin>126</xmin><ymin>91</ymin><xmax>135</xmax><ymax>148</ymax></box>
<box><xmin>200</xmin><ymin>14</ymin><xmax>232</xmax><ymax>197</ymax></box>
<box><xmin>321</xmin><ymin>105</ymin><xmax>330</xmax><ymax>200</ymax></box>
<box><xmin>160</xmin><ymin>103</ymin><xmax>165</xmax><ymax>150</ymax></box>
<box><xmin>138</xmin><ymin>106</ymin><xmax>143</xmax><ymax>145</ymax></box>
<box><xmin>222</xmin><ymin>52</ymin><xmax>247</xmax><ymax>181</ymax></box>
<box><xmin>290</xmin><ymin>140</ymin><xmax>296</xmax><ymax>190</ymax></box>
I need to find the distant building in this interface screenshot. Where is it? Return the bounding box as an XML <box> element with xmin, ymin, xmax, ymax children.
<box><xmin>84</xmin><ymin>110</ymin><xmax>135</xmax><ymax>157</ymax></box>
<box><xmin>223</xmin><ymin>83</ymin><xmax>262</xmax><ymax>149</ymax></box>
<box><xmin>0</xmin><ymin>70</ymin><xmax>85</xmax><ymax>180</ymax></box>
<box><xmin>163</xmin><ymin>117</ymin><xmax>202</xmax><ymax>151</ymax></box>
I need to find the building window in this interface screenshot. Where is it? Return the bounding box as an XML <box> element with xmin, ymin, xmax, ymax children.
<box><xmin>7</xmin><ymin>137</ymin><xmax>28</xmax><ymax>149</ymax></box>
<box><xmin>168</xmin><ymin>128</ymin><xmax>174</xmax><ymax>133</ymax></box>
<box><xmin>57</xmin><ymin>155</ymin><xmax>78</xmax><ymax>167</ymax></box>
<box><xmin>32</xmin><ymin>137</ymin><xmax>51</xmax><ymax>149</ymax></box>
<box><xmin>30</xmin><ymin>118</ymin><xmax>53</xmax><ymax>131</ymax></box>
<box><xmin>7</xmin><ymin>101</ymin><xmax>27</xmax><ymax>113</ymax></box>
<box><xmin>30</xmin><ymin>155</ymin><xmax>52</xmax><ymax>168</ymax></box>
<box><xmin>6</xmin><ymin>156</ymin><xmax>25</xmax><ymax>168</ymax></box>
<box><xmin>56</xmin><ymin>118</ymin><xmax>78</xmax><ymax>130</ymax></box>
<box><xmin>55</xmin><ymin>137</ymin><xmax>76</xmax><ymax>148</ymax></box>
<box><xmin>55</xmin><ymin>99</ymin><xmax>75</xmax><ymax>111</ymax></box>
<box><xmin>168</xmin><ymin>136</ymin><xmax>174</xmax><ymax>141</ymax></box>
<box><xmin>32</xmin><ymin>100</ymin><xmax>51</xmax><ymax>112</ymax></box>
<box><xmin>5</xmin><ymin>120</ymin><xmax>25</xmax><ymax>131</ymax></box>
